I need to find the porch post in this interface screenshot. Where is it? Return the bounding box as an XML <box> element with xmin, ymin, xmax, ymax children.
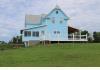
<box><xmin>80</xmin><ymin>30</ymin><xmax>81</xmax><ymax>40</ymax></box>
<box><xmin>72</xmin><ymin>33</ymin><xmax>74</xmax><ymax>41</ymax></box>
<box><xmin>44</xmin><ymin>34</ymin><xmax>45</xmax><ymax>46</ymax></box>
<box><xmin>24</xmin><ymin>41</ymin><xmax>29</xmax><ymax>47</ymax></box>
<box><xmin>28</xmin><ymin>41</ymin><xmax>29</xmax><ymax>47</ymax></box>
<box><xmin>86</xmin><ymin>34</ymin><xmax>88</xmax><ymax>40</ymax></box>
<box><xmin>57</xmin><ymin>33</ymin><xmax>59</xmax><ymax>45</ymax></box>
<box><xmin>24</xmin><ymin>41</ymin><xmax>27</xmax><ymax>47</ymax></box>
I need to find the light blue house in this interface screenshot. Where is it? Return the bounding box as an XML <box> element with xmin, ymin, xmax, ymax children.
<box><xmin>21</xmin><ymin>6</ymin><xmax>88</xmax><ymax>46</ymax></box>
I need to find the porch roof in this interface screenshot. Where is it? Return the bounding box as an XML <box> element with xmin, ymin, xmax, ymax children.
<box><xmin>68</xmin><ymin>26</ymin><xmax>79</xmax><ymax>33</ymax></box>
<box><xmin>21</xmin><ymin>26</ymin><xmax>79</xmax><ymax>34</ymax></box>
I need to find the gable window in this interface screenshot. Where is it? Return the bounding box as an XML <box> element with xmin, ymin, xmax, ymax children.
<box><xmin>32</xmin><ymin>31</ymin><xmax>39</xmax><ymax>37</ymax></box>
<box><xmin>56</xmin><ymin>11</ymin><xmax>58</xmax><ymax>14</ymax></box>
<box><xmin>24</xmin><ymin>31</ymin><xmax>31</xmax><ymax>37</ymax></box>
<box><xmin>60</xmin><ymin>17</ymin><xmax>63</xmax><ymax>23</ymax></box>
<box><xmin>24</xmin><ymin>31</ymin><xmax>27</xmax><ymax>36</ymax></box>
<box><xmin>54</xmin><ymin>31</ymin><xmax>56</xmax><ymax>34</ymax></box>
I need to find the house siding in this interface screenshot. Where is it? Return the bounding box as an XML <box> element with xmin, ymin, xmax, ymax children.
<box><xmin>22</xmin><ymin>27</ymin><xmax>46</xmax><ymax>41</ymax></box>
<box><xmin>22</xmin><ymin>7</ymin><xmax>69</xmax><ymax>42</ymax></box>
<box><xmin>43</xmin><ymin>8</ymin><xmax>69</xmax><ymax>41</ymax></box>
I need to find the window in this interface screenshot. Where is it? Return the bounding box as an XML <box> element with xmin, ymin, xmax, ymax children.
<box><xmin>32</xmin><ymin>32</ymin><xmax>35</xmax><ymax>36</ymax></box>
<box><xmin>52</xmin><ymin>17</ymin><xmax>55</xmax><ymax>23</ymax></box>
<box><xmin>24</xmin><ymin>31</ymin><xmax>31</xmax><ymax>37</ymax></box>
<box><xmin>36</xmin><ymin>32</ymin><xmax>39</xmax><ymax>37</ymax></box>
<box><xmin>41</xmin><ymin>31</ymin><xmax>44</xmax><ymax>35</ymax></box>
<box><xmin>32</xmin><ymin>31</ymin><xmax>39</xmax><ymax>37</ymax></box>
<box><xmin>57</xmin><ymin>31</ymin><xmax>60</xmax><ymax>34</ymax></box>
<box><xmin>54</xmin><ymin>31</ymin><xmax>60</xmax><ymax>34</ymax></box>
<box><xmin>64</xmin><ymin>18</ymin><xmax>68</xmax><ymax>21</ymax></box>
<box><xmin>56</xmin><ymin>11</ymin><xmax>58</xmax><ymax>14</ymax></box>
<box><xmin>60</xmin><ymin>20</ymin><xmax>63</xmax><ymax>23</ymax></box>
<box><xmin>60</xmin><ymin>18</ymin><xmax>63</xmax><ymax>23</ymax></box>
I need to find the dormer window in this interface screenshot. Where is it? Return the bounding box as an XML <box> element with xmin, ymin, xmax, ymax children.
<box><xmin>56</xmin><ymin>11</ymin><xmax>58</xmax><ymax>14</ymax></box>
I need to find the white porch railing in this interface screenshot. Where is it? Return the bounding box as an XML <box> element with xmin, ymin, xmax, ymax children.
<box><xmin>68</xmin><ymin>34</ymin><xmax>88</xmax><ymax>41</ymax></box>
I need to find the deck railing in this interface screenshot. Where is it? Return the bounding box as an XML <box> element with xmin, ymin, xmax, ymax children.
<box><xmin>68</xmin><ymin>34</ymin><xmax>88</xmax><ymax>41</ymax></box>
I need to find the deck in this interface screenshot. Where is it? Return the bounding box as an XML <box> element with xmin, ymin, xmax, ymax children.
<box><xmin>40</xmin><ymin>34</ymin><xmax>88</xmax><ymax>41</ymax></box>
<box><xmin>68</xmin><ymin>34</ymin><xmax>88</xmax><ymax>41</ymax></box>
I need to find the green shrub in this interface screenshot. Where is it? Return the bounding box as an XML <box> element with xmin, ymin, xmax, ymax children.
<box><xmin>0</xmin><ymin>44</ymin><xmax>25</xmax><ymax>51</ymax></box>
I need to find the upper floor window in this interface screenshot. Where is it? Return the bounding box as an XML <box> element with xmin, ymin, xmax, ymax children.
<box><xmin>60</xmin><ymin>20</ymin><xmax>63</xmax><ymax>23</ymax></box>
<box><xmin>24</xmin><ymin>31</ymin><xmax>31</xmax><ymax>37</ymax></box>
<box><xmin>57</xmin><ymin>31</ymin><xmax>60</xmax><ymax>34</ymax></box>
<box><xmin>59</xmin><ymin>17</ymin><xmax>63</xmax><ymax>23</ymax></box>
<box><xmin>64</xmin><ymin>18</ymin><xmax>68</xmax><ymax>21</ymax></box>
<box><xmin>52</xmin><ymin>17</ymin><xmax>55</xmax><ymax>23</ymax></box>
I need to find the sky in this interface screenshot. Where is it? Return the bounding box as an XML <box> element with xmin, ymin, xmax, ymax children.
<box><xmin>0</xmin><ymin>0</ymin><xmax>100</xmax><ymax>42</ymax></box>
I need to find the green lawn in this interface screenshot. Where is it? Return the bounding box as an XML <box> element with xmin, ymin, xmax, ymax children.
<box><xmin>0</xmin><ymin>43</ymin><xmax>100</xmax><ymax>67</ymax></box>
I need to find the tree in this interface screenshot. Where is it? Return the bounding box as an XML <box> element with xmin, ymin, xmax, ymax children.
<box><xmin>9</xmin><ymin>35</ymin><xmax>23</xmax><ymax>44</ymax></box>
<box><xmin>0</xmin><ymin>41</ymin><xmax>7</xmax><ymax>44</ymax></box>
<box><xmin>93</xmin><ymin>32</ymin><xmax>100</xmax><ymax>42</ymax></box>
<box><xmin>81</xmin><ymin>30</ymin><xmax>89</xmax><ymax>36</ymax></box>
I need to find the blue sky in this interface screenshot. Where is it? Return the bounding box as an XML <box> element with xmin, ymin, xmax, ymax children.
<box><xmin>0</xmin><ymin>0</ymin><xmax>100</xmax><ymax>42</ymax></box>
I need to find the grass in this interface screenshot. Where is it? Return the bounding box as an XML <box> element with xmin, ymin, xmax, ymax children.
<box><xmin>0</xmin><ymin>43</ymin><xmax>100</xmax><ymax>67</ymax></box>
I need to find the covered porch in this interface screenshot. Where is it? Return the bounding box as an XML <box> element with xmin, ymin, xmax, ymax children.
<box><xmin>68</xmin><ymin>26</ymin><xmax>88</xmax><ymax>41</ymax></box>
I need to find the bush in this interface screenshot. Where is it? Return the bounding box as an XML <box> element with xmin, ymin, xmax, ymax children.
<box><xmin>93</xmin><ymin>32</ymin><xmax>100</xmax><ymax>42</ymax></box>
<box><xmin>0</xmin><ymin>44</ymin><xmax>25</xmax><ymax>51</ymax></box>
